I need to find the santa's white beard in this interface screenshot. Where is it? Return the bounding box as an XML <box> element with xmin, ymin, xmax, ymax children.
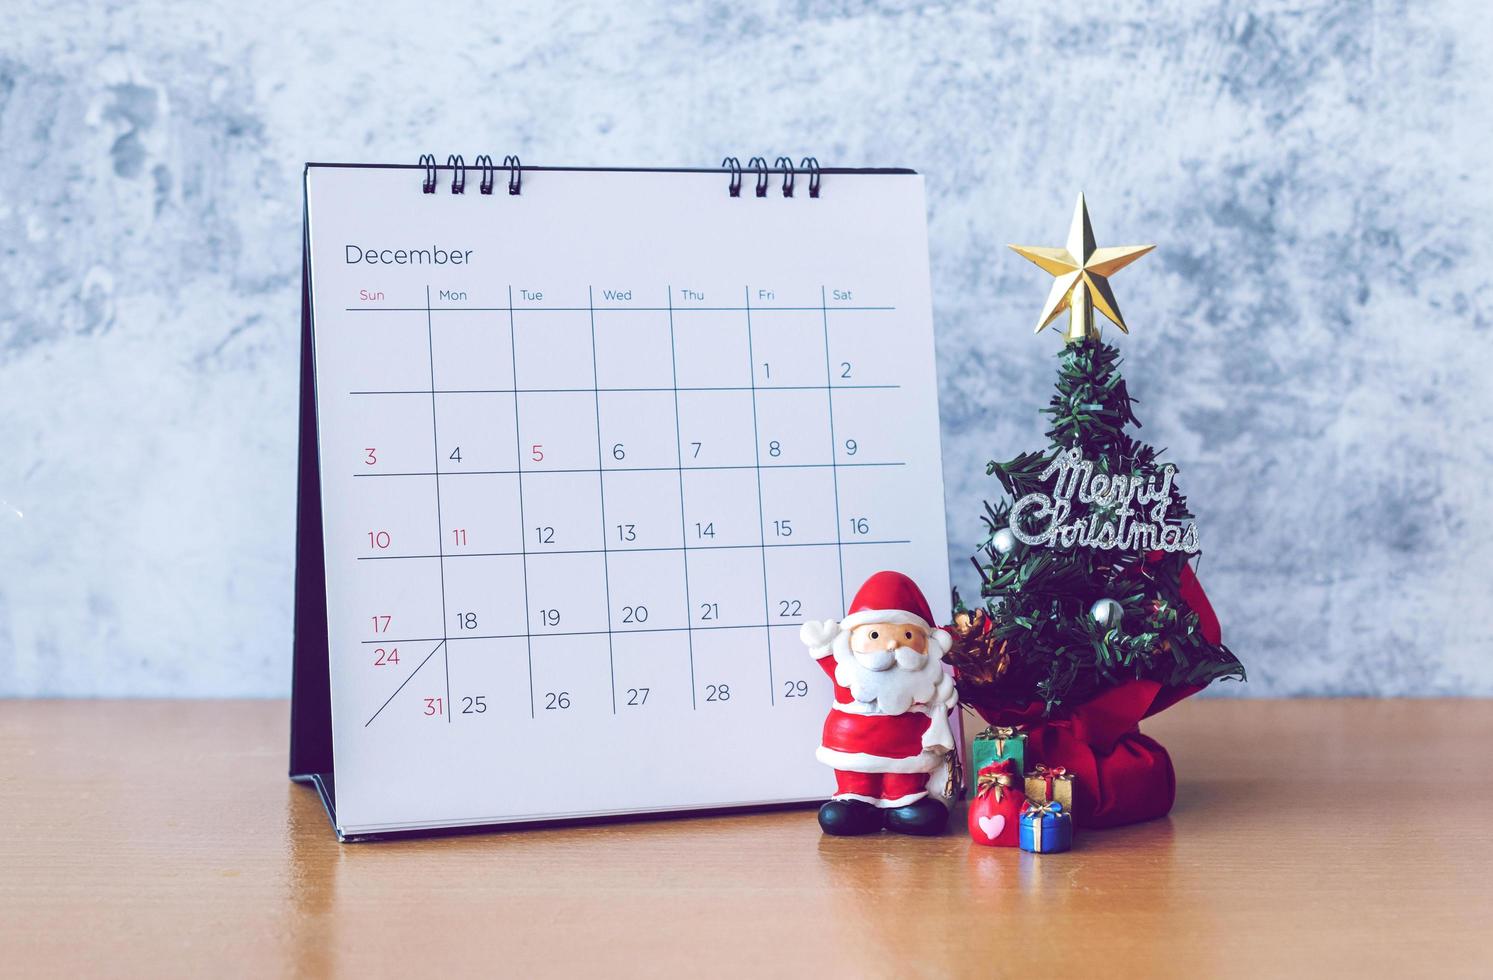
<box><xmin>830</xmin><ymin>629</ymin><xmax>945</xmax><ymax>715</ymax></box>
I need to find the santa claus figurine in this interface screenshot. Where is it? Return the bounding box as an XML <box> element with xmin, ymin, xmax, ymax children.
<box><xmin>800</xmin><ymin>570</ymin><xmax>959</xmax><ymax>836</ymax></box>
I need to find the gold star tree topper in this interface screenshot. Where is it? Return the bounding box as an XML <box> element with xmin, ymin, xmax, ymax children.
<box><xmin>1009</xmin><ymin>194</ymin><xmax>1155</xmax><ymax>344</ymax></box>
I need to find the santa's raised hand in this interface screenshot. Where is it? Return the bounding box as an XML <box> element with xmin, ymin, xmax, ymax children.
<box><xmin>799</xmin><ymin>618</ymin><xmax>840</xmax><ymax>655</ymax></box>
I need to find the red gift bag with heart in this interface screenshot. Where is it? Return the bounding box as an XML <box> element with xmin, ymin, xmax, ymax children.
<box><xmin>967</xmin><ymin>759</ymin><xmax>1023</xmax><ymax>847</ymax></box>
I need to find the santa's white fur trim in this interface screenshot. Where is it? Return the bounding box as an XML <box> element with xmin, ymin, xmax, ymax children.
<box><xmin>839</xmin><ymin>608</ymin><xmax>932</xmax><ymax>632</ymax></box>
<box><xmin>816</xmin><ymin>745</ymin><xmax>946</xmax><ymax>774</ymax></box>
<box><xmin>837</xmin><ymin>611</ymin><xmax>953</xmax><ymax>656</ymax></box>
<box><xmin>830</xmin><ymin>790</ymin><xmax>929</xmax><ymax>809</ymax></box>
<box><xmin>829</xmin><ymin>699</ymin><xmax>937</xmax><ymax>717</ymax></box>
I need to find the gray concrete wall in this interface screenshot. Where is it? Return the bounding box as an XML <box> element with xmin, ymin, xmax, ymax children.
<box><xmin>2</xmin><ymin>1</ymin><xmax>1489</xmax><ymax>695</ymax></box>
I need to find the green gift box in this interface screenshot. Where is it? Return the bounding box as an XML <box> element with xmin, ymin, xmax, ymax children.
<box><xmin>969</xmin><ymin>726</ymin><xmax>1027</xmax><ymax>797</ymax></box>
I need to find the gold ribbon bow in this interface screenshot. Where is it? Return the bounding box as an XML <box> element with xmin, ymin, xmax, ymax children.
<box><xmin>1030</xmin><ymin>765</ymin><xmax>1069</xmax><ymax>791</ymax></box>
<box><xmin>976</xmin><ymin>767</ymin><xmax>1014</xmax><ymax>802</ymax></box>
<box><xmin>1024</xmin><ymin>800</ymin><xmax>1058</xmax><ymax>819</ymax></box>
<box><xmin>978</xmin><ymin>725</ymin><xmax>1026</xmax><ymax>755</ymax></box>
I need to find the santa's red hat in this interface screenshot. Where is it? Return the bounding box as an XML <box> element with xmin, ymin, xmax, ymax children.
<box><xmin>839</xmin><ymin>572</ymin><xmax>949</xmax><ymax>652</ymax></box>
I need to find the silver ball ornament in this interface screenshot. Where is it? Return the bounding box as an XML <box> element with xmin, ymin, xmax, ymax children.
<box><xmin>1090</xmin><ymin>598</ymin><xmax>1124</xmax><ymax>630</ymax></box>
<box><xmin>991</xmin><ymin>528</ymin><xmax>1018</xmax><ymax>556</ymax></box>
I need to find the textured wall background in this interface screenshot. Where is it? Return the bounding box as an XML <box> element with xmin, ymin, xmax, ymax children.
<box><xmin>1</xmin><ymin>1</ymin><xmax>1489</xmax><ymax>696</ymax></box>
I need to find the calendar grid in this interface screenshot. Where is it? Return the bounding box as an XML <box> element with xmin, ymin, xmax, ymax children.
<box><xmin>819</xmin><ymin>285</ymin><xmax>848</xmax><ymax>611</ymax></box>
<box><xmin>353</xmin><ymin>283</ymin><xmax>915</xmax><ymax>726</ymax></box>
<box><xmin>349</xmin><ymin>384</ymin><xmax>901</xmax><ymax>395</ymax></box>
<box><xmin>354</xmin><ymin>461</ymin><xmax>905</xmax><ymax>478</ymax></box>
<box><xmin>741</xmin><ymin>286</ymin><xmax>776</xmax><ymax>705</ymax></box>
<box><xmin>345</xmin><ymin>305</ymin><xmax>897</xmax><ymax>313</ymax></box>
<box><xmin>586</xmin><ymin>286</ymin><xmax>619</xmax><ymax>714</ymax></box>
<box><xmin>362</xmin><ymin>622</ymin><xmax>845</xmax><ymax>646</ymax></box>
<box><xmin>363</xmin><ymin>639</ymin><xmax>446</xmax><ymax>727</ymax></box>
<box><xmin>423</xmin><ymin>285</ymin><xmax>452</xmax><ymax>723</ymax></box>
<box><xmin>506</xmin><ymin>285</ymin><xmax>537</xmax><ymax>718</ymax></box>
<box><xmin>356</xmin><ymin>538</ymin><xmax>911</xmax><ymax>561</ymax></box>
<box><xmin>665</xmin><ymin>286</ymin><xmax>699</xmax><ymax>709</ymax></box>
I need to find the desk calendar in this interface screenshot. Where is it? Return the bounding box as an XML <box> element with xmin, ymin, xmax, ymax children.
<box><xmin>290</xmin><ymin>159</ymin><xmax>952</xmax><ymax>838</ymax></box>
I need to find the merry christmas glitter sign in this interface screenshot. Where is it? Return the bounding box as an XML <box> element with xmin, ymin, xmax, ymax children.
<box><xmin>1009</xmin><ymin>447</ymin><xmax>1200</xmax><ymax>554</ymax></box>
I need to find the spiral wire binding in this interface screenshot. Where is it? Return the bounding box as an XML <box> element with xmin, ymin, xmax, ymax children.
<box><xmin>724</xmin><ymin>155</ymin><xmax>821</xmax><ymax>197</ymax></box>
<box><xmin>721</xmin><ymin>156</ymin><xmax>743</xmax><ymax>197</ymax></box>
<box><xmin>747</xmin><ymin>156</ymin><xmax>769</xmax><ymax>197</ymax></box>
<box><xmin>800</xmin><ymin>157</ymin><xmax>821</xmax><ymax>198</ymax></box>
<box><xmin>474</xmin><ymin>154</ymin><xmax>495</xmax><ymax>195</ymax></box>
<box><xmin>418</xmin><ymin>153</ymin><xmax>827</xmax><ymax>199</ymax></box>
<box><xmin>774</xmin><ymin>156</ymin><xmax>796</xmax><ymax>197</ymax></box>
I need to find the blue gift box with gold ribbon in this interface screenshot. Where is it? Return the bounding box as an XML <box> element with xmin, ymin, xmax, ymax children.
<box><xmin>1019</xmin><ymin>800</ymin><xmax>1073</xmax><ymax>853</ymax></box>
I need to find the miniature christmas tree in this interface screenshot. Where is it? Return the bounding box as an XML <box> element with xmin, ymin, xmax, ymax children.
<box><xmin>949</xmin><ymin>195</ymin><xmax>1244</xmax><ymax>719</ymax></box>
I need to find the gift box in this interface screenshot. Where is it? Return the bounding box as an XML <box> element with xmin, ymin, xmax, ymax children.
<box><xmin>967</xmin><ymin>760</ymin><xmax>1023</xmax><ymax>847</ymax></box>
<box><xmin>969</xmin><ymin>726</ymin><xmax>1026</xmax><ymax>796</ymax></box>
<box><xmin>1025</xmin><ymin>765</ymin><xmax>1075</xmax><ymax>812</ymax></box>
<box><xmin>1019</xmin><ymin>800</ymin><xmax>1073</xmax><ymax>853</ymax></box>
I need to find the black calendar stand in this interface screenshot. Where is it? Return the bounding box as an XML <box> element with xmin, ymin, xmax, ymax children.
<box><xmin>289</xmin><ymin>203</ymin><xmax>342</xmax><ymax>834</ymax></box>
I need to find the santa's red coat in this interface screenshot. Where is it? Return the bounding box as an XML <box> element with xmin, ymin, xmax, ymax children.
<box><xmin>813</xmin><ymin>655</ymin><xmax>939</xmax><ymax>773</ymax></box>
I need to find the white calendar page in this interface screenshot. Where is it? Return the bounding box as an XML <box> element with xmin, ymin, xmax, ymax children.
<box><xmin>304</xmin><ymin>164</ymin><xmax>950</xmax><ymax>836</ymax></box>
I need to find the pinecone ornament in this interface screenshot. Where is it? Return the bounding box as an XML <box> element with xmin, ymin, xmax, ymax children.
<box><xmin>946</xmin><ymin>607</ymin><xmax>1010</xmax><ymax>690</ymax></box>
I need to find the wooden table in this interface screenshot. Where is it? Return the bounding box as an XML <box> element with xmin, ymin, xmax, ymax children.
<box><xmin>2</xmin><ymin>699</ymin><xmax>1488</xmax><ymax>977</ymax></box>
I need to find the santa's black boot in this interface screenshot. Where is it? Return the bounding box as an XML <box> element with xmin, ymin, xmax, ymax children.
<box><xmin>884</xmin><ymin>797</ymin><xmax>948</xmax><ymax>836</ymax></box>
<box><xmin>818</xmin><ymin>799</ymin><xmax>884</xmax><ymax>836</ymax></box>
